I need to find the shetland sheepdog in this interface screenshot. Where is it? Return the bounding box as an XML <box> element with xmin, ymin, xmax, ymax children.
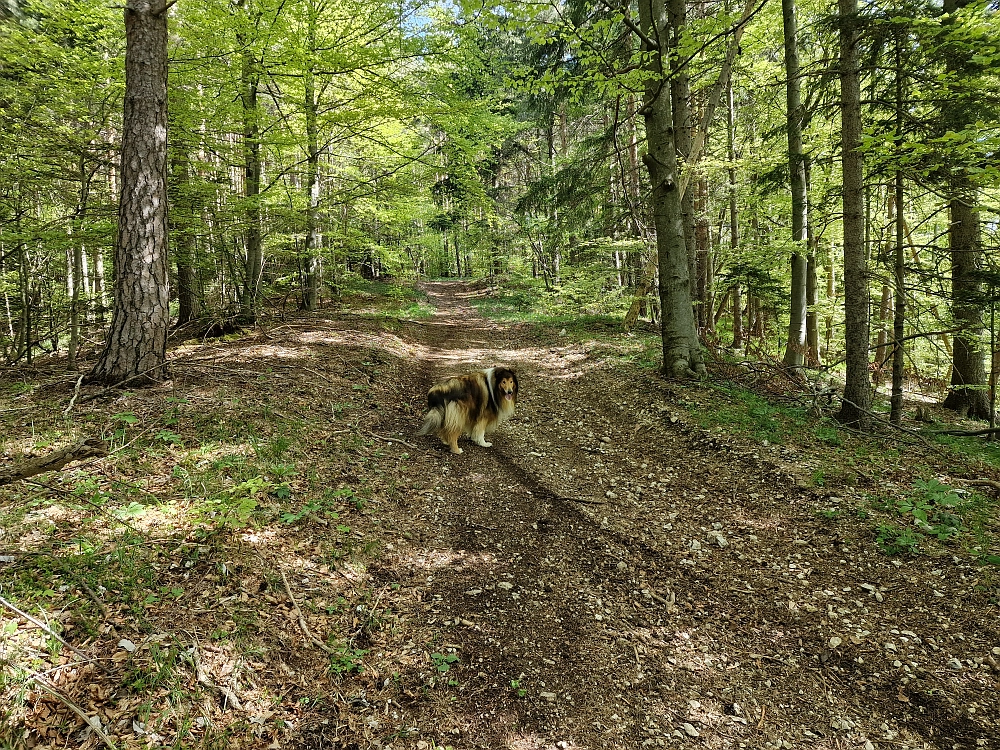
<box><xmin>418</xmin><ymin>367</ymin><xmax>519</xmax><ymax>454</ymax></box>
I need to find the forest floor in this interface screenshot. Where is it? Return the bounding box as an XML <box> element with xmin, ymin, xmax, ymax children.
<box><xmin>2</xmin><ymin>281</ymin><xmax>1000</xmax><ymax>750</ymax></box>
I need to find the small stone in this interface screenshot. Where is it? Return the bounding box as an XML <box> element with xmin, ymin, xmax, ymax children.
<box><xmin>600</xmin><ymin>436</ymin><xmax>612</xmax><ymax>444</ymax></box>
<box><xmin>616</xmin><ymin>561</ymin><xmax>628</xmax><ymax>571</ymax></box>
<box><xmin>497</xmin><ymin>582</ymin><xmax>514</xmax><ymax>591</ymax></box>
<box><xmin>829</xmin><ymin>636</ymin><xmax>843</xmax><ymax>648</ymax></box>
<box><xmin>118</xmin><ymin>639</ymin><xmax>136</xmax><ymax>652</ymax></box>
<box><xmin>681</xmin><ymin>723</ymin><xmax>699</xmax><ymax>737</ymax></box>
<box><xmin>864</xmin><ymin>742</ymin><xmax>875</xmax><ymax>750</ymax></box>
<box><xmin>540</xmin><ymin>691</ymin><xmax>557</xmax><ymax>701</ymax></box>
<box><xmin>948</xmin><ymin>658</ymin><xmax>963</xmax><ymax>670</ymax></box>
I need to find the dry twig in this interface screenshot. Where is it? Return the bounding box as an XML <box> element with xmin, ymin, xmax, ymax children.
<box><xmin>30</xmin><ymin>676</ymin><xmax>118</xmax><ymax>749</ymax></box>
<box><xmin>0</xmin><ymin>595</ymin><xmax>106</xmax><ymax>673</ymax></box>
<box><xmin>279</xmin><ymin>567</ymin><xmax>334</xmax><ymax>654</ymax></box>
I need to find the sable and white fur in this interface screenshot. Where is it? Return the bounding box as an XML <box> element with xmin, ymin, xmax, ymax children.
<box><xmin>418</xmin><ymin>367</ymin><xmax>519</xmax><ymax>454</ymax></box>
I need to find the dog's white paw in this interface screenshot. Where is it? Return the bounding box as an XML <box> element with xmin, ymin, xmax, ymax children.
<box><xmin>450</xmin><ymin>447</ymin><xmax>464</xmax><ymax>455</ymax></box>
<box><xmin>476</xmin><ymin>440</ymin><xmax>492</xmax><ymax>448</ymax></box>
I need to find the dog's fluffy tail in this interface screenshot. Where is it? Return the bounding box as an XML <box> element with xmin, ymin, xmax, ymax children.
<box><xmin>417</xmin><ymin>408</ymin><xmax>443</xmax><ymax>437</ymax></box>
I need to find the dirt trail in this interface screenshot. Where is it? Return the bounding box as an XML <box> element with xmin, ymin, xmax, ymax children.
<box><xmin>351</xmin><ymin>282</ymin><xmax>999</xmax><ymax>750</ymax></box>
<box><xmin>4</xmin><ymin>281</ymin><xmax>998</xmax><ymax>750</ymax></box>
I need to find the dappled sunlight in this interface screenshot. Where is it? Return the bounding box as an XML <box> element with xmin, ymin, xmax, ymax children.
<box><xmin>506</xmin><ymin>732</ymin><xmax>585</xmax><ymax>749</ymax></box>
<box><xmin>389</xmin><ymin>547</ymin><xmax>499</xmax><ymax>575</ymax></box>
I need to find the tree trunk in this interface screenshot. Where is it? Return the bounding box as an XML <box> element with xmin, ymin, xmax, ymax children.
<box><xmin>170</xmin><ymin>146</ymin><xmax>201</xmax><ymax>324</ymax></box>
<box><xmin>891</xmin><ymin>173</ymin><xmax>906</xmax><ymax>423</ymax></box>
<box><xmin>667</xmin><ymin>0</ymin><xmax>697</xmax><ymax>301</ymax></box>
<box><xmin>302</xmin><ymin>4</ymin><xmax>322</xmax><ymax>311</ymax></box>
<box><xmin>806</xmin><ymin>246</ymin><xmax>820</xmax><ymax>365</ymax></box>
<box><xmin>781</xmin><ymin>0</ymin><xmax>809</xmax><ymax>368</ymax></box>
<box><xmin>87</xmin><ymin>0</ymin><xmax>170</xmax><ymax>386</ymax></box>
<box><xmin>695</xmin><ymin>177</ymin><xmax>710</xmax><ymax>331</ymax></box>
<box><xmin>942</xmin><ymin>193</ymin><xmax>988</xmax><ymax>417</ymax></box>
<box><xmin>727</xmin><ymin>76</ymin><xmax>743</xmax><ymax>349</ymax></box>
<box><xmin>638</xmin><ymin>0</ymin><xmax>705</xmax><ymax>378</ymax></box>
<box><xmin>239</xmin><ymin>8</ymin><xmax>263</xmax><ymax>322</ymax></box>
<box><xmin>889</xmin><ymin>34</ymin><xmax>906</xmax><ymax>425</ymax></box>
<box><xmin>836</xmin><ymin>0</ymin><xmax>872</xmax><ymax>427</ymax></box>
<box><xmin>69</xmin><ymin>156</ymin><xmax>89</xmax><ymax>369</ymax></box>
<box><xmin>940</xmin><ymin>0</ymin><xmax>988</xmax><ymax>419</ymax></box>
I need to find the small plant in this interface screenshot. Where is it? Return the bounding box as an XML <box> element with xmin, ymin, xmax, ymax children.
<box><xmin>875</xmin><ymin>523</ymin><xmax>921</xmax><ymax>556</ymax></box>
<box><xmin>200</xmin><ymin>476</ymin><xmax>269</xmax><ymax>527</ymax></box>
<box><xmin>510</xmin><ymin>679</ymin><xmax>527</xmax><ymax>698</ymax></box>
<box><xmin>895</xmin><ymin>478</ymin><xmax>963</xmax><ymax>541</ymax></box>
<box><xmin>155</xmin><ymin>429</ymin><xmax>184</xmax><ymax>446</ymax></box>
<box><xmin>328</xmin><ymin>643</ymin><xmax>367</xmax><ymax>676</ymax></box>
<box><xmin>430</xmin><ymin>651</ymin><xmax>459</xmax><ymax>673</ymax></box>
<box><xmin>817</xmin><ymin>508</ymin><xmax>841</xmax><ymax>521</ymax></box>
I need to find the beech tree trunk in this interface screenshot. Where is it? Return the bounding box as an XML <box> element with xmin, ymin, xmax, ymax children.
<box><xmin>837</xmin><ymin>0</ymin><xmax>872</xmax><ymax>428</ymax></box>
<box><xmin>239</xmin><ymin>4</ymin><xmax>263</xmax><ymax>322</ymax></box>
<box><xmin>87</xmin><ymin>0</ymin><xmax>170</xmax><ymax>386</ymax></box>
<box><xmin>170</xmin><ymin>145</ymin><xmax>201</xmax><ymax>325</ymax></box>
<box><xmin>302</xmin><ymin>1</ymin><xmax>322</xmax><ymax>310</ymax></box>
<box><xmin>727</xmin><ymin>78</ymin><xmax>743</xmax><ymax>349</ymax></box>
<box><xmin>781</xmin><ymin>0</ymin><xmax>809</xmax><ymax>368</ymax></box>
<box><xmin>668</xmin><ymin>0</ymin><xmax>697</xmax><ymax>302</ymax></box>
<box><xmin>638</xmin><ymin>0</ymin><xmax>705</xmax><ymax>379</ymax></box>
<box><xmin>806</xmin><ymin>245</ymin><xmax>820</xmax><ymax>365</ymax></box>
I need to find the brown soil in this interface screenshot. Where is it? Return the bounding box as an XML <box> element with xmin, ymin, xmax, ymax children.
<box><xmin>2</xmin><ymin>281</ymin><xmax>999</xmax><ymax>750</ymax></box>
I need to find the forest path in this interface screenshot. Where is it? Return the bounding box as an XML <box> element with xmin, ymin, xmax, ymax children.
<box><xmin>3</xmin><ymin>281</ymin><xmax>996</xmax><ymax>750</ymax></box>
<box><xmin>358</xmin><ymin>282</ymin><xmax>998</xmax><ymax>750</ymax></box>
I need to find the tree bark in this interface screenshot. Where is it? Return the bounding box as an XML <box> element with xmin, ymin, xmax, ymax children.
<box><xmin>667</xmin><ymin>0</ymin><xmax>697</xmax><ymax>301</ymax></box>
<box><xmin>0</xmin><ymin>439</ymin><xmax>108</xmax><ymax>486</ymax></box>
<box><xmin>781</xmin><ymin>0</ymin><xmax>809</xmax><ymax>368</ymax></box>
<box><xmin>836</xmin><ymin>0</ymin><xmax>872</xmax><ymax>427</ymax></box>
<box><xmin>940</xmin><ymin>0</ymin><xmax>988</xmax><ymax>419</ymax></box>
<box><xmin>727</xmin><ymin>76</ymin><xmax>743</xmax><ymax>349</ymax></box>
<box><xmin>806</xmin><ymin>246</ymin><xmax>820</xmax><ymax>365</ymax></box>
<box><xmin>302</xmin><ymin>1</ymin><xmax>322</xmax><ymax>311</ymax></box>
<box><xmin>87</xmin><ymin>0</ymin><xmax>170</xmax><ymax>386</ymax></box>
<box><xmin>238</xmin><ymin>3</ymin><xmax>263</xmax><ymax>322</ymax></box>
<box><xmin>170</xmin><ymin>145</ymin><xmax>202</xmax><ymax>325</ymax></box>
<box><xmin>638</xmin><ymin>0</ymin><xmax>705</xmax><ymax>378</ymax></box>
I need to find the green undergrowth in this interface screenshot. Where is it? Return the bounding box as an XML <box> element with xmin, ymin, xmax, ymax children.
<box><xmin>0</xmin><ymin>383</ymin><xmax>386</xmax><ymax>746</ymax></box>
<box><xmin>471</xmin><ymin>273</ymin><xmax>632</xmax><ymax>329</ymax></box>
<box><xmin>684</xmin><ymin>378</ymin><xmax>1000</xmax><ymax>574</ymax></box>
<box><xmin>337</xmin><ymin>276</ymin><xmax>434</xmax><ymax>319</ymax></box>
<box><xmin>695</xmin><ymin>383</ymin><xmax>811</xmax><ymax>445</ymax></box>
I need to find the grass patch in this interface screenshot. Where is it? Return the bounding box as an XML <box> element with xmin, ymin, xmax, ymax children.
<box><xmin>471</xmin><ymin>274</ymin><xmax>630</xmax><ymax>329</ymax></box>
<box><xmin>698</xmin><ymin>384</ymin><xmax>807</xmax><ymax>444</ymax></box>
<box><xmin>338</xmin><ymin>277</ymin><xmax>434</xmax><ymax>319</ymax></box>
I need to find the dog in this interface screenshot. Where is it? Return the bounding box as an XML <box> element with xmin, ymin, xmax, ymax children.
<box><xmin>418</xmin><ymin>367</ymin><xmax>519</xmax><ymax>454</ymax></box>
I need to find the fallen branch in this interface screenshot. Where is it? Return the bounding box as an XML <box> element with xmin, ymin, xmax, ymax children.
<box><xmin>966</xmin><ymin>479</ymin><xmax>1000</xmax><ymax>493</ymax></box>
<box><xmin>368</xmin><ymin>431</ymin><xmax>417</xmax><ymax>450</ymax></box>
<box><xmin>189</xmin><ymin>635</ymin><xmax>244</xmax><ymax>711</ymax></box>
<box><xmin>929</xmin><ymin>428</ymin><xmax>1000</xmax><ymax>437</ymax></box>
<box><xmin>0</xmin><ymin>438</ymin><xmax>108</xmax><ymax>486</ymax></box>
<box><xmin>63</xmin><ymin>374</ymin><xmax>85</xmax><ymax>417</ymax></box>
<box><xmin>0</xmin><ymin>594</ymin><xmax>106</xmax><ymax>673</ymax></box>
<box><xmin>30</xmin><ymin>676</ymin><xmax>117</xmax><ymax>749</ymax></box>
<box><xmin>279</xmin><ymin>567</ymin><xmax>334</xmax><ymax>654</ymax></box>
